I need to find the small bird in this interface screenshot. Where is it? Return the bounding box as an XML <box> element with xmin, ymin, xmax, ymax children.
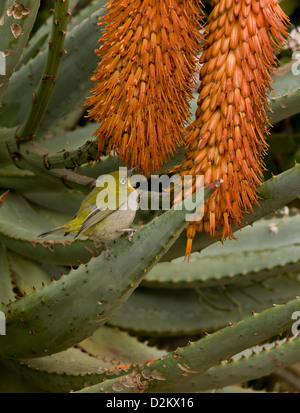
<box><xmin>38</xmin><ymin>168</ymin><xmax>138</xmax><ymax>248</ymax></box>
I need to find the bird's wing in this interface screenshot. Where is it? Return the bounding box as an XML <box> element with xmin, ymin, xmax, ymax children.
<box><xmin>75</xmin><ymin>203</ymin><xmax>124</xmax><ymax>238</ymax></box>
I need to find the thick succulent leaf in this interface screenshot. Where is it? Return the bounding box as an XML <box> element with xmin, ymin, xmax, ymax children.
<box><xmin>17</xmin><ymin>0</ymin><xmax>105</xmax><ymax>70</ymax></box>
<box><xmin>23</xmin><ymin>189</ymin><xmax>86</xmax><ymax>214</ymax></box>
<box><xmin>7</xmin><ymin>251</ymin><xmax>52</xmax><ymax>294</ymax></box>
<box><xmin>199</xmin><ymin>211</ymin><xmax>300</xmax><ymax>253</ymax></box>
<box><xmin>156</xmin><ymin>337</ymin><xmax>300</xmax><ymax>393</ymax></box>
<box><xmin>162</xmin><ymin>164</ymin><xmax>300</xmax><ymax>262</ymax></box>
<box><xmin>0</xmin><ymin>361</ymin><xmax>44</xmax><ymax>393</ymax></box>
<box><xmin>0</xmin><ymin>127</ymin><xmax>16</xmax><ymax>165</ymax></box>
<box><xmin>31</xmin><ymin>205</ymin><xmax>75</xmax><ymax>228</ymax></box>
<box><xmin>144</xmin><ymin>246</ymin><xmax>300</xmax><ymax>289</ymax></box>
<box><xmin>0</xmin><ymin>184</ymin><xmax>215</xmax><ymax>358</ymax></box>
<box><xmin>0</xmin><ymin>192</ymin><xmax>99</xmax><ymax>265</ymax></box>
<box><xmin>109</xmin><ymin>274</ymin><xmax>300</xmax><ymax>335</ymax></box>
<box><xmin>267</xmin><ymin>132</ymin><xmax>300</xmax><ymax>157</ymax></box>
<box><xmin>20</xmin><ymin>347</ymin><xmax>109</xmax><ymax>373</ymax></box>
<box><xmin>40</xmin><ymin>123</ymin><xmax>97</xmax><ymax>152</ymax></box>
<box><xmin>76</xmin><ymin>297</ymin><xmax>300</xmax><ymax>393</ymax></box>
<box><xmin>0</xmin><ymin>2</ymin><xmax>8</xmax><ymax>18</ymax></box>
<box><xmin>0</xmin><ymin>158</ymin><xmax>95</xmax><ymax>193</ymax></box>
<box><xmin>79</xmin><ymin>327</ymin><xmax>166</xmax><ymax>366</ymax></box>
<box><xmin>16</xmin><ymin>25</ymin><xmax>49</xmax><ymax>71</ymax></box>
<box><xmin>0</xmin><ymin>164</ymin><xmax>35</xmax><ymax>186</ymax></box>
<box><xmin>2</xmin><ymin>326</ymin><xmax>166</xmax><ymax>393</ymax></box>
<box><xmin>16</xmin><ymin>121</ymin><xmax>123</xmax><ymax>174</ymax></box>
<box><xmin>2</xmin><ymin>347</ymin><xmax>112</xmax><ymax>393</ymax></box>
<box><xmin>144</xmin><ymin>214</ymin><xmax>300</xmax><ymax>288</ymax></box>
<box><xmin>0</xmin><ymin>163</ymin><xmax>63</xmax><ymax>192</ymax></box>
<box><xmin>39</xmin><ymin>261</ymin><xmax>69</xmax><ymax>281</ymax></box>
<box><xmin>48</xmin><ymin>106</ymin><xmax>86</xmax><ymax>137</ymax></box>
<box><xmin>0</xmin><ymin>189</ymin><xmax>9</xmax><ymax>206</ymax></box>
<box><xmin>0</xmin><ymin>192</ymin><xmax>14</xmax><ymax>303</ymax></box>
<box><xmin>0</xmin><ymin>244</ymin><xmax>15</xmax><ymax>303</ymax></box>
<box><xmin>0</xmin><ymin>0</ymin><xmax>40</xmax><ymax>101</ymax></box>
<box><xmin>0</xmin><ymin>3</ymin><xmax>106</xmax><ymax>136</ymax></box>
<box><xmin>268</xmin><ymin>61</ymin><xmax>300</xmax><ymax>125</ymax></box>
<box><xmin>17</xmin><ymin>123</ymin><xmax>99</xmax><ymax>170</ymax></box>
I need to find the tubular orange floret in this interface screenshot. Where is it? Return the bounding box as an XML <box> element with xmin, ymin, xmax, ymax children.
<box><xmin>172</xmin><ymin>0</ymin><xmax>289</xmax><ymax>259</ymax></box>
<box><xmin>86</xmin><ymin>0</ymin><xmax>204</xmax><ymax>176</ymax></box>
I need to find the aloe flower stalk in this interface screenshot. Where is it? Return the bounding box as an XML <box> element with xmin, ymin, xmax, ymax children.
<box><xmin>86</xmin><ymin>0</ymin><xmax>203</xmax><ymax>175</ymax></box>
<box><xmin>172</xmin><ymin>0</ymin><xmax>289</xmax><ymax>258</ymax></box>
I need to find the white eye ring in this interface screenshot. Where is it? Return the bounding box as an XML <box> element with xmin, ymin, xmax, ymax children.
<box><xmin>120</xmin><ymin>177</ymin><xmax>127</xmax><ymax>185</ymax></box>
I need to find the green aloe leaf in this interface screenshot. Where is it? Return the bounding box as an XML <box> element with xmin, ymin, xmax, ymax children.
<box><xmin>0</xmin><ymin>192</ymin><xmax>14</xmax><ymax>303</ymax></box>
<box><xmin>17</xmin><ymin>123</ymin><xmax>98</xmax><ymax>170</ymax></box>
<box><xmin>0</xmin><ymin>164</ymin><xmax>68</xmax><ymax>193</ymax></box>
<box><xmin>162</xmin><ymin>164</ymin><xmax>300</xmax><ymax>262</ymax></box>
<box><xmin>0</xmin><ymin>183</ymin><xmax>215</xmax><ymax>358</ymax></box>
<box><xmin>0</xmin><ymin>2</ymin><xmax>8</xmax><ymax>18</ymax></box>
<box><xmin>2</xmin><ymin>326</ymin><xmax>166</xmax><ymax>393</ymax></box>
<box><xmin>0</xmin><ymin>244</ymin><xmax>15</xmax><ymax>303</ymax></box>
<box><xmin>76</xmin><ymin>296</ymin><xmax>300</xmax><ymax>393</ymax></box>
<box><xmin>2</xmin><ymin>347</ymin><xmax>111</xmax><ymax>393</ymax></box>
<box><xmin>144</xmin><ymin>214</ymin><xmax>300</xmax><ymax>288</ymax></box>
<box><xmin>7</xmin><ymin>251</ymin><xmax>52</xmax><ymax>294</ymax></box>
<box><xmin>20</xmin><ymin>347</ymin><xmax>108</xmax><ymax>373</ymax></box>
<box><xmin>79</xmin><ymin>327</ymin><xmax>166</xmax><ymax>366</ymax></box>
<box><xmin>0</xmin><ymin>192</ymin><xmax>99</xmax><ymax>265</ymax></box>
<box><xmin>0</xmin><ymin>2</ymin><xmax>106</xmax><ymax>136</ymax></box>
<box><xmin>144</xmin><ymin>246</ymin><xmax>300</xmax><ymax>289</ymax></box>
<box><xmin>0</xmin><ymin>0</ymin><xmax>40</xmax><ymax>101</ymax></box>
<box><xmin>0</xmin><ymin>361</ymin><xmax>43</xmax><ymax>392</ymax></box>
<box><xmin>12</xmin><ymin>124</ymin><xmax>123</xmax><ymax>179</ymax></box>
<box><xmin>160</xmin><ymin>337</ymin><xmax>300</xmax><ymax>393</ymax></box>
<box><xmin>40</xmin><ymin>122</ymin><xmax>97</xmax><ymax>152</ymax></box>
<box><xmin>268</xmin><ymin>61</ymin><xmax>300</xmax><ymax>125</ymax></box>
<box><xmin>25</xmin><ymin>190</ymin><xmax>84</xmax><ymax>216</ymax></box>
<box><xmin>0</xmin><ymin>127</ymin><xmax>15</xmax><ymax>166</ymax></box>
<box><xmin>17</xmin><ymin>0</ymin><xmax>105</xmax><ymax>70</ymax></box>
<box><xmin>109</xmin><ymin>274</ymin><xmax>300</xmax><ymax>335</ymax></box>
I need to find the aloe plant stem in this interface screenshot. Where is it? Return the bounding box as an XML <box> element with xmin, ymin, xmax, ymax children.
<box><xmin>15</xmin><ymin>0</ymin><xmax>69</xmax><ymax>143</ymax></box>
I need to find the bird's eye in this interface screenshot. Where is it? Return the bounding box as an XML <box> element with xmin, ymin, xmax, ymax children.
<box><xmin>120</xmin><ymin>177</ymin><xmax>127</xmax><ymax>185</ymax></box>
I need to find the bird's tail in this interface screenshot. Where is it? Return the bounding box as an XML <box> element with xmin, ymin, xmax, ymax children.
<box><xmin>38</xmin><ymin>225</ymin><xmax>70</xmax><ymax>238</ymax></box>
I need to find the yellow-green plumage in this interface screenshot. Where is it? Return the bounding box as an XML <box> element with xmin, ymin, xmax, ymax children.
<box><xmin>38</xmin><ymin>170</ymin><xmax>138</xmax><ymax>246</ymax></box>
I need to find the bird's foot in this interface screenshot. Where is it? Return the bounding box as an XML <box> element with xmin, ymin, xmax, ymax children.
<box><xmin>97</xmin><ymin>243</ymin><xmax>110</xmax><ymax>259</ymax></box>
<box><xmin>119</xmin><ymin>228</ymin><xmax>136</xmax><ymax>242</ymax></box>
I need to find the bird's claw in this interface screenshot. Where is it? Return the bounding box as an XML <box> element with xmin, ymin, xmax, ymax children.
<box><xmin>119</xmin><ymin>228</ymin><xmax>136</xmax><ymax>242</ymax></box>
<box><xmin>101</xmin><ymin>243</ymin><xmax>110</xmax><ymax>259</ymax></box>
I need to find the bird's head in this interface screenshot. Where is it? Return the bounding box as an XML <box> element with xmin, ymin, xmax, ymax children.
<box><xmin>111</xmin><ymin>167</ymin><xmax>137</xmax><ymax>194</ymax></box>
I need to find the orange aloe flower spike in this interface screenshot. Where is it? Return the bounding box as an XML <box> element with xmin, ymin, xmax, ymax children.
<box><xmin>86</xmin><ymin>0</ymin><xmax>204</xmax><ymax>176</ymax></box>
<box><xmin>172</xmin><ymin>0</ymin><xmax>289</xmax><ymax>259</ymax></box>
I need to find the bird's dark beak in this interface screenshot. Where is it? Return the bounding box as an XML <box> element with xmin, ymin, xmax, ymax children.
<box><xmin>127</xmin><ymin>167</ymin><xmax>137</xmax><ymax>177</ymax></box>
